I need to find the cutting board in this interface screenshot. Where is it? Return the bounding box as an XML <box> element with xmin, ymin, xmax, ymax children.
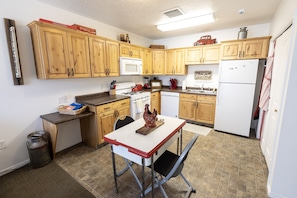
<box><xmin>136</xmin><ymin>120</ymin><xmax>164</xmax><ymax>135</ymax></box>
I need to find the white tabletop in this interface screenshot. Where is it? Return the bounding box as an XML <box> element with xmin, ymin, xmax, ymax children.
<box><xmin>104</xmin><ymin>115</ymin><xmax>186</xmax><ymax>158</ymax></box>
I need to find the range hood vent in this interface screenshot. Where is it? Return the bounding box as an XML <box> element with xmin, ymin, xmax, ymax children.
<box><xmin>163</xmin><ymin>8</ymin><xmax>184</xmax><ymax>18</ymax></box>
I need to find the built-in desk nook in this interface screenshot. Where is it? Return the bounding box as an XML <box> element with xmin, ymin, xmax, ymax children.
<box><xmin>40</xmin><ymin>111</ymin><xmax>94</xmax><ymax>158</ymax></box>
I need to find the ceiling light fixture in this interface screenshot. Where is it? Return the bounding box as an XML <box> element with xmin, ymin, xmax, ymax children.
<box><xmin>157</xmin><ymin>13</ymin><xmax>215</xmax><ymax>32</ymax></box>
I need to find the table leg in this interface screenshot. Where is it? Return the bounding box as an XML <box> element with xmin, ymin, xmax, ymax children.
<box><xmin>111</xmin><ymin>145</ymin><xmax>119</xmax><ymax>193</ymax></box>
<box><xmin>151</xmin><ymin>155</ymin><xmax>154</xmax><ymax>198</ymax></box>
<box><xmin>142</xmin><ymin>158</ymin><xmax>145</xmax><ymax>197</ymax></box>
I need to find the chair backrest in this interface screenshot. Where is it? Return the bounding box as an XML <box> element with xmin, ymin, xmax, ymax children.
<box><xmin>113</xmin><ymin>115</ymin><xmax>135</xmax><ymax>130</ymax></box>
<box><xmin>164</xmin><ymin>133</ymin><xmax>199</xmax><ymax>180</ymax></box>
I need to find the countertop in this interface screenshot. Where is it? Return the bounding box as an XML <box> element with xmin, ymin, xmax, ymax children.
<box><xmin>75</xmin><ymin>92</ymin><xmax>130</xmax><ymax>106</ymax></box>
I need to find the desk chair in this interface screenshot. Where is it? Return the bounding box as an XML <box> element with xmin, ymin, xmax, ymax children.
<box><xmin>112</xmin><ymin>116</ymin><xmax>143</xmax><ymax>191</ymax></box>
<box><xmin>144</xmin><ymin>133</ymin><xmax>199</xmax><ymax>198</ymax></box>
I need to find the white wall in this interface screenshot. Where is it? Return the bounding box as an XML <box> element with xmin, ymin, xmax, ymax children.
<box><xmin>0</xmin><ymin>0</ymin><xmax>150</xmax><ymax>175</ymax></box>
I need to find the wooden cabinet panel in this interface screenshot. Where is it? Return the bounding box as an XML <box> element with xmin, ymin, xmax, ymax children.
<box><xmin>165</xmin><ymin>49</ymin><xmax>185</xmax><ymax>75</ymax></box>
<box><xmin>89</xmin><ymin>36</ymin><xmax>106</xmax><ymax>77</ymax></box>
<box><xmin>221</xmin><ymin>36</ymin><xmax>271</xmax><ymax>60</ymax></box>
<box><xmin>152</xmin><ymin>50</ymin><xmax>165</xmax><ymax>75</ymax></box>
<box><xmin>141</xmin><ymin>48</ymin><xmax>153</xmax><ymax>75</ymax></box>
<box><xmin>120</xmin><ymin>43</ymin><xmax>141</xmax><ymax>58</ymax></box>
<box><xmin>67</xmin><ymin>32</ymin><xmax>91</xmax><ymax>78</ymax></box>
<box><xmin>179</xmin><ymin>93</ymin><xmax>216</xmax><ymax>124</ymax></box>
<box><xmin>150</xmin><ymin>92</ymin><xmax>160</xmax><ymax>114</ymax></box>
<box><xmin>185</xmin><ymin>44</ymin><xmax>220</xmax><ymax>65</ymax></box>
<box><xmin>106</xmin><ymin>40</ymin><xmax>120</xmax><ymax>76</ymax></box>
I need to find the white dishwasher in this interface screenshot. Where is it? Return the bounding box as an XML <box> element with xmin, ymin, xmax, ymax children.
<box><xmin>161</xmin><ymin>91</ymin><xmax>180</xmax><ymax>118</ymax></box>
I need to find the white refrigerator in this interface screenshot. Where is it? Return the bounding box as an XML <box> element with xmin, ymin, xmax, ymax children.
<box><xmin>214</xmin><ymin>59</ymin><xmax>260</xmax><ymax>137</ymax></box>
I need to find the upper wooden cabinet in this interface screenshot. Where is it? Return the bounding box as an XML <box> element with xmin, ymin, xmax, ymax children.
<box><xmin>141</xmin><ymin>48</ymin><xmax>153</xmax><ymax>75</ymax></box>
<box><xmin>152</xmin><ymin>50</ymin><xmax>165</xmax><ymax>75</ymax></box>
<box><xmin>89</xmin><ymin>36</ymin><xmax>106</xmax><ymax>77</ymax></box>
<box><xmin>103</xmin><ymin>40</ymin><xmax>120</xmax><ymax>76</ymax></box>
<box><xmin>165</xmin><ymin>49</ymin><xmax>186</xmax><ymax>75</ymax></box>
<box><xmin>120</xmin><ymin>43</ymin><xmax>141</xmax><ymax>58</ymax></box>
<box><xmin>185</xmin><ymin>44</ymin><xmax>221</xmax><ymax>65</ymax></box>
<box><xmin>220</xmin><ymin>36</ymin><xmax>271</xmax><ymax>60</ymax></box>
<box><xmin>28</xmin><ymin>21</ymin><xmax>91</xmax><ymax>79</ymax></box>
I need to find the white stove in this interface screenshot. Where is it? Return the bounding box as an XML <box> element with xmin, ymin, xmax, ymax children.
<box><xmin>115</xmin><ymin>82</ymin><xmax>151</xmax><ymax>120</ymax></box>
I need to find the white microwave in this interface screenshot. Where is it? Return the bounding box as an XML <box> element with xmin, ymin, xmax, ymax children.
<box><xmin>120</xmin><ymin>57</ymin><xmax>142</xmax><ymax>75</ymax></box>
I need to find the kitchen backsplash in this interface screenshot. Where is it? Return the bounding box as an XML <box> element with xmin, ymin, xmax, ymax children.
<box><xmin>157</xmin><ymin>64</ymin><xmax>219</xmax><ymax>89</ymax></box>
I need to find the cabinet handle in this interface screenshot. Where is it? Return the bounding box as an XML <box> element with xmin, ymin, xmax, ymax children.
<box><xmin>239</xmin><ymin>51</ymin><xmax>242</xmax><ymax>58</ymax></box>
<box><xmin>67</xmin><ymin>68</ymin><xmax>70</xmax><ymax>77</ymax></box>
<box><xmin>71</xmin><ymin>68</ymin><xmax>74</xmax><ymax>76</ymax></box>
<box><xmin>242</xmin><ymin>51</ymin><xmax>245</xmax><ymax>57</ymax></box>
<box><xmin>104</xmin><ymin>107</ymin><xmax>110</xmax><ymax>110</ymax></box>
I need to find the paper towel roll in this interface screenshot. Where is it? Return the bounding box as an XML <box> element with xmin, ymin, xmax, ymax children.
<box><xmin>182</xmin><ymin>80</ymin><xmax>186</xmax><ymax>90</ymax></box>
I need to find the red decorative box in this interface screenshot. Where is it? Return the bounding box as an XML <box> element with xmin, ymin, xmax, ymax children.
<box><xmin>39</xmin><ymin>18</ymin><xmax>75</xmax><ymax>29</ymax></box>
<box><xmin>71</xmin><ymin>24</ymin><xmax>96</xmax><ymax>35</ymax></box>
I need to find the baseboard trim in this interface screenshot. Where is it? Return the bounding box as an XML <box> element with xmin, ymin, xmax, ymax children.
<box><xmin>0</xmin><ymin>159</ymin><xmax>30</xmax><ymax>177</ymax></box>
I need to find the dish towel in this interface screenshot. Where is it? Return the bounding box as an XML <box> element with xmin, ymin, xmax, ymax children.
<box><xmin>136</xmin><ymin>99</ymin><xmax>143</xmax><ymax>114</ymax></box>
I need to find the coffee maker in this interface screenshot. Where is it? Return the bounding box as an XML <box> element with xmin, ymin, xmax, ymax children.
<box><xmin>143</xmin><ymin>77</ymin><xmax>151</xmax><ymax>89</ymax></box>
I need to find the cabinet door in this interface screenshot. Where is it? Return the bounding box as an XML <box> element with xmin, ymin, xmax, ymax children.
<box><xmin>130</xmin><ymin>46</ymin><xmax>141</xmax><ymax>58</ymax></box>
<box><xmin>185</xmin><ymin>47</ymin><xmax>203</xmax><ymax>64</ymax></box>
<box><xmin>151</xmin><ymin>92</ymin><xmax>160</xmax><ymax>114</ymax></box>
<box><xmin>242</xmin><ymin>38</ymin><xmax>269</xmax><ymax>59</ymax></box>
<box><xmin>98</xmin><ymin>110</ymin><xmax>115</xmax><ymax>144</ymax></box>
<box><xmin>179</xmin><ymin>94</ymin><xmax>196</xmax><ymax>120</ymax></box>
<box><xmin>152</xmin><ymin>50</ymin><xmax>165</xmax><ymax>75</ymax></box>
<box><xmin>203</xmin><ymin>45</ymin><xmax>220</xmax><ymax>64</ymax></box>
<box><xmin>89</xmin><ymin>37</ymin><xmax>106</xmax><ymax>77</ymax></box>
<box><xmin>220</xmin><ymin>41</ymin><xmax>242</xmax><ymax>60</ymax></box>
<box><xmin>165</xmin><ymin>50</ymin><xmax>175</xmax><ymax>74</ymax></box>
<box><xmin>37</xmin><ymin>26</ymin><xmax>70</xmax><ymax>79</ymax></box>
<box><xmin>106</xmin><ymin>40</ymin><xmax>120</xmax><ymax>76</ymax></box>
<box><xmin>120</xmin><ymin>43</ymin><xmax>131</xmax><ymax>57</ymax></box>
<box><xmin>67</xmin><ymin>32</ymin><xmax>91</xmax><ymax>78</ymax></box>
<box><xmin>196</xmin><ymin>100</ymin><xmax>216</xmax><ymax>124</ymax></box>
<box><xmin>142</xmin><ymin>48</ymin><xmax>152</xmax><ymax>75</ymax></box>
<box><xmin>174</xmin><ymin>49</ymin><xmax>185</xmax><ymax>74</ymax></box>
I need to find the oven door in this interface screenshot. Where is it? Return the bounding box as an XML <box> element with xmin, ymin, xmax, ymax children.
<box><xmin>131</xmin><ymin>96</ymin><xmax>150</xmax><ymax>120</ymax></box>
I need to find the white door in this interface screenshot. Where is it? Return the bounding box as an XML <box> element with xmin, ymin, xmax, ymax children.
<box><xmin>261</xmin><ymin>26</ymin><xmax>292</xmax><ymax>170</ymax></box>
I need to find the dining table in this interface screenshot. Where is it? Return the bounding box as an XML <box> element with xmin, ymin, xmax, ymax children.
<box><xmin>104</xmin><ymin>115</ymin><xmax>186</xmax><ymax>197</ymax></box>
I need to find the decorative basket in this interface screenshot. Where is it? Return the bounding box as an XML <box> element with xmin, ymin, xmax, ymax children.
<box><xmin>58</xmin><ymin>105</ymin><xmax>87</xmax><ymax>115</ymax></box>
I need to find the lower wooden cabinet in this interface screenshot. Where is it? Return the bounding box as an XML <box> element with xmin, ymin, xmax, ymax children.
<box><xmin>179</xmin><ymin>93</ymin><xmax>216</xmax><ymax>125</ymax></box>
<box><xmin>87</xmin><ymin>98</ymin><xmax>130</xmax><ymax>147</ymax></box>
<box><xmin>150</xmin><ymin>92</ymin><xmax>160</xmax><ymax>114</ymax></box>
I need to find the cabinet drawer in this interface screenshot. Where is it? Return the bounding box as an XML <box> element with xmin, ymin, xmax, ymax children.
<box><xmin>180</xmin><ymin>93</ymin><xmax>197</xmax><ymax>101</ymax></box>
<box><xmin>96</xmin><ymin>98</ymin><xmax>130</xmax><ymax>114</ymax></box>
<box><xmin>197</xmin><ymin>95</ymin><xmax>216</xmax><ymax>102</ymax></box>
<box><xmin>151</xmin><ymin>92</ymin><xmax>159</xmax><ymax>98</ymax></box>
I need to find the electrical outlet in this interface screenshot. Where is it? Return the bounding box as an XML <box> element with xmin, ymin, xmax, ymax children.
<box><xmin>58</xmin><ymin>96</ymin><xmax>68</xmax><ymax>104</ymax></box>
<box><xmin>0</xmin><ymin>140</ymin><xmax>6</xmax><ymax>150</ymax></box>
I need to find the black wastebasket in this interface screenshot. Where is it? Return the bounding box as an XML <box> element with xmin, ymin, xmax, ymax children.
<box><xmin>26</xmin><ymin>131</ymin><xmax>52</xmax><ymax>168</ymax></box>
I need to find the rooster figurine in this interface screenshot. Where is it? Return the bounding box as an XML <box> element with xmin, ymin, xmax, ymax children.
<box><xmin>143</xmin><ymin>104</ymin><xmax>158</xmax><ymax>128</ymax></box>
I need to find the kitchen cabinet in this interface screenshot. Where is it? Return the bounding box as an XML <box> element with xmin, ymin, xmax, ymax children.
<box><xmin>28</xmin><ymin>21</ymin><xmax>91</xmax><ymax>79</ymax></box>
<box><xmin>185</xmin><ymin>44</ymin><xmax>221</xmax><ymax>65</ymax></box>
<box><xmin>105</xmin><ymin>40</ymin><xmax>120</xmax><ymax>76</ymax></box>
<box><xmin>152</xmin><ymin>50</ymin><xmax>165</xmax><ymax>75</ymax></box>
<box><xmin>220</xmin><ymin>36</ymin><xmax>271</xmax><ymax>60</ymax></box>
<box><xmin>179</xmin><ymin>93</ymin><xmax>216</xmax><ymax>125</ymax></box>
<box><xmin>150</xmin><ymin>91</ymin><xmax>160</xmax><ymax>114</ymax></box>
<box><xmin>89</xmin><ymin>36</ymin><xmax>106</xmax><ymax>77</ymax></box>
<box><xmin>165</xmin><ymin>49</ymin><xmax>186</xmax><ymax>75</ymax></box>
<box><xmin>141</xmin><ymin>48</ymin><xmax>153</xmax><ymax>75</ymax></box>
<box><xmin>88</xmin><ymin>98</ymin><xmax>130</xmax><ymax>146</ymax></box>
<box><xmin>120</xmin><ymin>43</ymin><xmax>141</xmax><ymax>58</ymax></box>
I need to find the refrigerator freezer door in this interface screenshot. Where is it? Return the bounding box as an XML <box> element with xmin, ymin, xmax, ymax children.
<box><xmin>219</xmin><ymin>59</ymin><xmax>259</xmax><ymax>84</ymax></box>
<box><xmin>214</xmin><ymin>83</ymin><xmax>256</xmax><ymax>137</ymax></box>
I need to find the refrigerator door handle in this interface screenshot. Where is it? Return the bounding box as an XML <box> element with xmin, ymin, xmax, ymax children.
<box><xmin>216</xmin><ymin>84</ymin><xmax>220</xmax><ymax>105</ymax></box>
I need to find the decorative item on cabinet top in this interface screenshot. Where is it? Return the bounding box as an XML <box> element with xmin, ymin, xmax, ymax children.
<box><xmin>194</xmin><ymin>35</ymin><xmax>216</xmax><ymax>46</ymax></box>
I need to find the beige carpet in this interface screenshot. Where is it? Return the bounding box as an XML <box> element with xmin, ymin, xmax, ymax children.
<box><xmin>182</xmin><ymin>123</ymin><xmax>212</xmax><ymax>136</ymax></box>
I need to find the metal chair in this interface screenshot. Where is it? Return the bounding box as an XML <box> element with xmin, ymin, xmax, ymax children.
<box><xmin>144</xmin><ymin>133</ymin><xmax>199</xmax><ymax>198</ymax></box>
<box><xmin>112</xmin><ymin>115</ymin><xmax>143</xmax><ymax>191</ymax></box>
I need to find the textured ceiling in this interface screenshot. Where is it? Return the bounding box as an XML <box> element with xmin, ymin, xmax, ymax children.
<box><xmin>37</xmin><ymin>0</ymin><xmax>281</xmax><ymax>40</ymax></box>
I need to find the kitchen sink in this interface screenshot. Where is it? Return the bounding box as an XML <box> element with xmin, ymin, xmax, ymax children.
<box><xmin>186</xmin><ymin>89</ymin><xmax>216</xmax><ymax>95</ymax></box>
